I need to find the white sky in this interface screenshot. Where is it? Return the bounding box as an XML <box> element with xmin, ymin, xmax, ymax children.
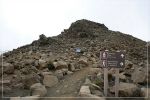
<box><xmin>0</xmin><ymin>0</ymin><xmax>150</xmax><ymax>51</ymax></box>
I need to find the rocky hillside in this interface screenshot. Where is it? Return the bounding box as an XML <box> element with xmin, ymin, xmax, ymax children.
<box><xmin>0</xmin><ymin>19</ymin><xmax>149</xmax><ymax>99</ymax></box>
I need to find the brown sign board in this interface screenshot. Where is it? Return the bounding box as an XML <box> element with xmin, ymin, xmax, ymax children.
<box><xmin>100</xmin><ymin>51</ymin><xmax>125</xmax><ymax>68</ymax></box>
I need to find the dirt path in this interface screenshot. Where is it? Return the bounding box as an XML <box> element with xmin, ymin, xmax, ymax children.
<box><xmin>44</xmin><ymin>67</ymin><xmax>99</xmax><ymax>98</ymax></box>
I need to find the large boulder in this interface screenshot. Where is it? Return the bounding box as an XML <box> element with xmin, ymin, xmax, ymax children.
<box><xmin>131</xmin><ymin>67</ymin><xmax>147</xmax><ymax>84</ymax></box>
<box><xmin>79</xmin><ymin>86</ymin><xmax>105</xmax><ymax>99</ymax></box>
<box><xmin>30</xmin><ymin>83</ymin><xmax>47</xmax><ymax>97</ymax></box>
<box><xmin>22</xmin><ymin>74</ymin><xmax>41</xmax><ymax>89</ymax></box>
<box><xmin>43</xmin><ymin>75</ymin><xmax>58</xmax><ymax>87</ymax></box>
<box><xmin>110</xmin><ymin>82</ymin><xmax>140</xmax><ymax>97</ymax></box>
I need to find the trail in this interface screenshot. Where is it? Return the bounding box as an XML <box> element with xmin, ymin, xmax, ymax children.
<box><xmin>44</xmin><ymin>67</ymin><xmax>99</xmax><ymax>98</ymax></box>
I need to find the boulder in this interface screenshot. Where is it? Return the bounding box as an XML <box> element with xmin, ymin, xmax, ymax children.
<box><xmin>3</xmin><ymin>62</ymin><xmax>14</xmax><ymax>74</ymax></box>
<box><xmin>90</xmin><ymin>57</ymin><xmax>96</xmax><ymax>63</ymax></box>
<box><xmin>78</xmin><ymin>57</ymin><xmax>88</xmax><ymax>65</ymax></box>
<box><xmin>30</xmin><ymin>83</ymin><xmax>47</xmax><ymax>97</ymax></box>
<box><xmin>22</xmin><ymin>74</ymin><xmax>41</xmax><ymax>89</ymax></box>
<box><xmin>67</xmin><ymin>71</ymin><xmax>73</xmax><ymax>75</ymax></box>
<box><xmin>110</xmin><ymin>82</ymin><xmax>140</xmax><ymax>97</ymax></box>
<box><xmin>125</xmin><ymin>60</ymin><xmax>133</xmax><ymax>69</ymax></box>
<box><xmin>61</xmin><ymin>68</ymin><xmax>68</xmax><ymax>75</ymax></box>
<box><xmin>68</xmin><ymin>63</ymin><xmax>75</xmax><ymax>72</ymax></box>
<box><xmin>30</xmin><ymin>66</ymin><xmax>39</xmax><ymax>73</ymax></box>
<box><xmin>79</xmin><ymin>86</ymin><xmax>105</xmax><ymax>99</ymax></box>
<box><xmin>91</xmin><ymin>90</ymin><xmax>104</xmax><ymax>97</ymax></box>
<box><xmin>54</xmin><ymin>70</ymin><xmax>64</xmax><ymax>80</ymax></box>
<box><xmin>53</xmin><ymin>61</ymin><xmax>68</xmax><ymax>69</ymax></box>
<box><xmin>40</xmin><ymin>71</ymin><xmax>53</xmax><ymax>77</ymax></box>
<box><xmin>43</xmin><ymin>75</ymin><xmax>58</xmax><ymax>87</ymax></box>
<box><xmin>38</xmin><ymin>59</ymin><xmax>47</xmax><ymax>69</ymax></box>
<box><xmin>131</xmin><ymin>67</ymin><xmax>147</xmax><ymax>84</ymax></box>
<box><xmin>24</xmin><ymin>59</ymin><xmax>35</xmax><ymax>65</ymax></box>
<box><xmin>20</xmin><ymin>67</ymin><xmax>29</xmax><ymax>74</ymax></box>
<box><xmin>79</xmin><ymin>86</ymin><xmax>91</xmax><ymax>96</ymax></box>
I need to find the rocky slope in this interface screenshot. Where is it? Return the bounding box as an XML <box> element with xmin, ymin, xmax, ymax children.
<box><xmin>0</xmin><ymin>19</ymin><xmax>149</xmax><ymax>99</ymax></box>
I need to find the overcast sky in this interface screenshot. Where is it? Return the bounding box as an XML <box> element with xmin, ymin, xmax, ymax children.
<box><xmin>0</xmin><ymin>0</ymin><xmax>150</xmax><ymax>51</ymax></box>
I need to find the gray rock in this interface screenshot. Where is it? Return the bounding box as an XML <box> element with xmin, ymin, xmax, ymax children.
<box><xmin>91</xmin><ymin>90</ymin><xmax>104</xmax><ymax>97</ymax></box>
<box><xmin>43</xmin><ymin>75</ymin><xmax>58</xmax><ymax>87</ymax></box>
<box><xmin>54</xmin><ymin>70</ymin><xmax>64</xmax><ymax>80</ymax></box>
<box><xmin>61</xmin><ymin>68</ymin><xmax>68</xmax><ymax>75</ymax></box>
<box><xmin>38</xmin><ymin>59</ymin><xmax>47</xmax><ymax>69</ymax></box>
<box><xmin>67</xmin><ymin>71</ymin><xmax>73</xmax><ymax>75</ymax></box>
<box><xmin>22</xmin><ymin>74</ymin><xmax>41</xmax><ymax>89</ymax></box>
<box><xmin>68</xmin><ymin>63</ymin><xmax>75</xmax><ymax>72</ymax></box>
<box><xmin>125</xmin><ymin>60</ymin><xmax>133</xmax><ymax>69</ymax></box>
<box><xmin>30</xmin><ymin>83</ymin><xmax>47</xmax><ymax>97</ymax></box>
<box><xmin>110</xmin><ymin>82</ymin><xmax>140</xmax><ymax>97</ymax></box>
<box><xmin>53</xmin><ymin>61</ymin><xmax>68</xmax><ymax>69</ymax></box>
<box><xmin>131</xmin><ymin>67</ymin><xmax>147</xmax><ymax>84</ymax></box>
<box><xmin>78</xmin><ymin>56</ymin><xmax>88</xmax><ymax>66</ymax></box>
<box><xmin>79</xmin><ymin>86</ymin><xmax>91</xmax><ymax>96</ymax></box>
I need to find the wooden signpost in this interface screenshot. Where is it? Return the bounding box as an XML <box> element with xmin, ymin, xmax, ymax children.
<box><xmin>100</xmin><ymin>50</ymin><xmax>125</xmax><ymax>97</ymax></box>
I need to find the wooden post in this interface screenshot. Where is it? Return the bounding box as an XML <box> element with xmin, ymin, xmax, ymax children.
<box><xmin>115</xmin><ymin>68</ymin><xmax>119</xmax><ymax>97</ymax></box>
<box><xmin>104</xmin><ymin>68</ymin><xmax>108</xmax><ymax>96</ymax></box>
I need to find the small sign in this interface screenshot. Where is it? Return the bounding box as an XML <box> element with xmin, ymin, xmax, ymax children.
<box><xmin>75</xmin><ymin>48</ymin><xmax>81</xmax><ymax>53</ymax></box>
